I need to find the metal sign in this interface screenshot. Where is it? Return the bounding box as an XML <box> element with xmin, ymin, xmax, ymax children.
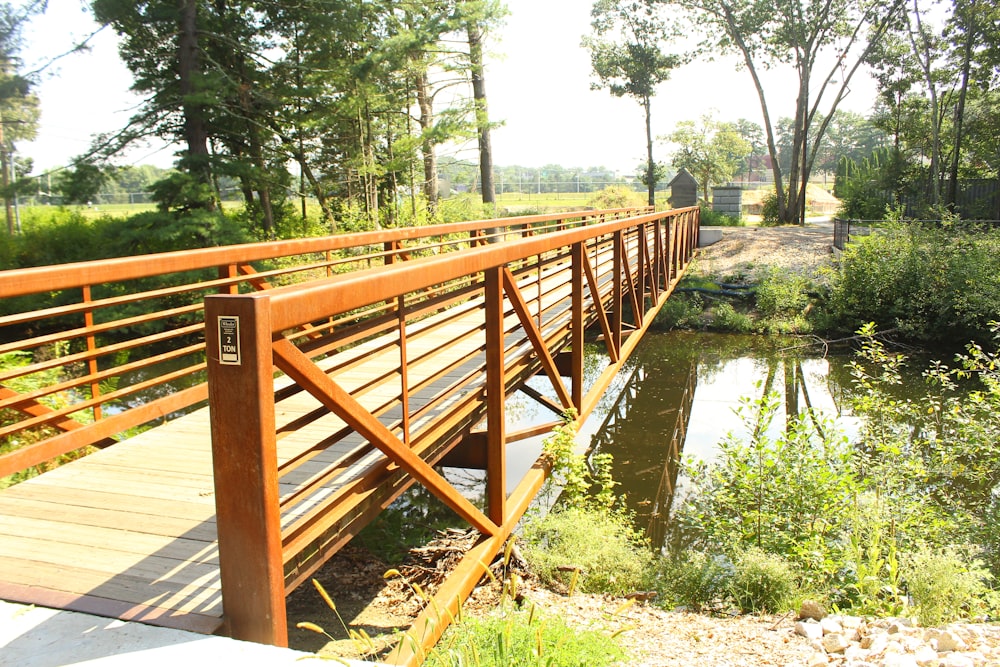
<box><xmin>218</xmin><ymin>316</ymin><xmax>241</xmax><ymax>365</ymax></box>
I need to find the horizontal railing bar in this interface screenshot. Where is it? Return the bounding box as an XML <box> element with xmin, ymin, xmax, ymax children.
<box><xmin>0</xmin><ymin>208</ymin><xmax>648</xmax><ymax>298</ymax></box>
<box><xmin>267</xmin><ymin>209</ymin><xmax>691</xmax><ymax>332</ymax></box>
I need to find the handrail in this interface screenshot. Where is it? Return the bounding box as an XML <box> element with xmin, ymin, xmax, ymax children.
<box><xmin>0</xmin><ymin>207</ymin><xmax>649</xmax><ymax>481</ymax></box>
<box><xmin>203</xmin><ymin>206</ymin><xmax>700</xmax><ymax>649</ymax></box>
<box><xmin>0</xmin><ymin>208</ymin><xmax>648</xmax><ymax>298</ymax></box>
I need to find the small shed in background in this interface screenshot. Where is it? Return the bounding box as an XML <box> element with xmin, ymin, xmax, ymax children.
<box><xmin>668</xmin><ymin>169</ymin><xmax>698</xmax><ymax>208</ymax></box>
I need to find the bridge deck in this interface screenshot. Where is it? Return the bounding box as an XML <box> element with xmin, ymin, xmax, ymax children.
<box><xmin>0</xmin><ymin>237</ymin><xmax>627</xmax><ymax>634</ymax></box>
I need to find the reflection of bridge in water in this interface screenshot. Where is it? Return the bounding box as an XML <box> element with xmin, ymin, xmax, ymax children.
<box><xmin>588</xmin><ymin>352</ymin><xmax>697</xmax><ymax>550</ymax></box>
<box><xmin>586</xmin><ymin>335</ymin><xmax>848</xmax><ymax>552</ymax></box>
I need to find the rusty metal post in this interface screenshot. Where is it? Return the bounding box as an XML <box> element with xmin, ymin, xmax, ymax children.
<box><xmin>81</xmin><ymin>286</ymin><xmax>102</xmax><ymax>422</ymax></box>
<box><xmin>570</xmin><ymin>242</ymin><xmax>584</xmax><ymax>412</ymax></box>
<box><xmin>204</xmin><ymin>292</ymin><xmax>287</xmax><ymax>646</ymax></box>
<box><xmin>612</xmin><ymin>230</ymin><xmax>623</xmax><ymax>355</ymax></box>
<box><xmin>484</xmin><ymin>266</ymin><xmax>506</xmax><ymax>525</ymax></box>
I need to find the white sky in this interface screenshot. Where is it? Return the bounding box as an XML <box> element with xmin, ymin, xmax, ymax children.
<box><xmin>20</xmin><ymin>0</ymin><xmax>881</xmax><ymax>176</ymax></box>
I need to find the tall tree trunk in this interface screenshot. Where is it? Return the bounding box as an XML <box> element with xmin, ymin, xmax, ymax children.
<box><xmin>644</xmin><ymin>95</ymin><xmax>655</xmax><ymax>207</ymax></box>
<box><xmin>176</xmin><ymin>0</ymin><xmax>214</xmax><ymax>205</ymax></box>
<box><xmin>908</xmin><ymin>0</ymin><xmax>941</xmax><ymax>208</ymax></box>
<box><xmin>947</xmin><ymin>0</ymin><xmax>976</xmax><ymax>211</ymax></box>
<box><xmin>416</xmin><ymin>70</ymin><xmax>439</xmax><ymax>218</ymax></box>
<box><xmin>467</xmin><ymin>21</ymin><xmax>495</xmax><ymax>215</ymax></box>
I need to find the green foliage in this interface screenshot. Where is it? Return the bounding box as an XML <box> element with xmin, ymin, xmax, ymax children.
<box><xmin>834</xmin><ymin>148</ymin><xmax>910</xmax><ymax>220</ymax></box>
<box><xmin>828</xmin><ymin>219</ymin><xmax>1000</xmax><ymax>344</ymax></box>
<box><xmin>427</xmin><ymin>603</ymin><xmax>625</xmax><ymax>667</ymax></box>
<box><xmin>752</xmin><ymin>266</ymin><xmax>814</xmax><ymax>334</ymax></box>
<box><xmin>542</xmin><ymin>411</ymin><xmax>617</xmax><ymax>511</ymax></box>
<box><xmin>668</xmin><ymin>114</ymin><xmax>752</xmax><ymax>200</ymax></box>
<box><xmin>654</xmin><ymin>292</ymin><xmax>705</xmax><ymax>330</ymax></box>
<box><xmin>759</xmin><ymin>191</ymin><xmax>781</xmax><ymax>227</ymax></box>
<box><xmin>711</xmin><ymin>301</ymin><xmax>753</xmax><ymax>333</ymax></box>
<box><xmin>521</xmin><ymin>506</ymin><xmax>652</xmax><ymax>597</ymax></box>
<box><xmin>650</xmin><ymin>551</ymin><xmax>733</xmax><ymax>612</ymax></box>
<box><xmin>676</xmin><ymin>387</ymin><xmax>860</xmax><ymax>590</ymax></box>
<box><xmin>587</xmin><ymin>185</ymin><xmax>645</xmax><ymax>210</ymax></box>
<box><xmin>902</xmin><ymin>546</ymin><xmax>993</xmax><ymax>627</ymax></box>
<box><xmin>699</xmin><ymin>205</ymin><xmax>743</xmax><ymax>226</ymax></box>
<box><xmin>730</xmin><ymin>548</ymin><xmax>796</xmax><ymax>614</ymax></box>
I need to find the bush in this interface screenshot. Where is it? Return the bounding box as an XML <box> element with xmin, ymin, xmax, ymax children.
<box><xmin>760</xmin><ymin>191</ymin><xmax>781</xmax><ymax>226</ymax></box>
<box><xmin>651</xmin><ymin>551</ymin><xmax>733</xmax><ymax>612</ymax></box>
<box><xmin>902</xmin><ymin>546</ymin><xmax>992</xmax><ymax>626</ymax></box>
<box><xmin>730</xmin><ymin>548</ymin><xmax>796</xmax><ymax>613</ymax></box>
<box><xmin>700</xmin><ymin>205</ymin><xmax>743</xmax><ymax>227</ymax></box>
<box><xmin>587</xmin><ymin>185</ymin><xmax>646</xmax><ymax>210</ymax></box>
<box><xmin>711</xmin><ymin>301</ymin><xmax>753</xmax><ymax>333</ymax></box>
<box><xmin>521</xmin><ymin>506</ymin><xmax>651</xmax><ymax>597</ymax></box>
<box><xmin>827</xmin><ymin>219</ymin><xmax>1000</xmax><ymax>344</ymax></box>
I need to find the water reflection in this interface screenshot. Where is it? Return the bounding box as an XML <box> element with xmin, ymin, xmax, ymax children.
<box><xmin>585</xmin><ymin>332</ymin><xmax>859</xmax><ymax>550</ymax></box>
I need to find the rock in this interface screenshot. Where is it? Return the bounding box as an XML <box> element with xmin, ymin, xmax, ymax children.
<box><xmin>940</xmin><ymin>654</ymin><xmax>974</xmax><ymax>667</ymax></box>
<box><xmin>821</xmin><ymin>617</ymin><xmax>844</xmax><ymax>636</ymax></box>
<box><xmin>862</xmin><ymin>633</ymin><xmax>890</xmax><ymax>654</ymax></box>
<box><xmin>936</xmin><ymin>630</ymin><xmax>968</xmax><ymax>653</ymax></box>
<box><xmin>886</xmin><ymin>654</ymin><xmax>921</xmax><ymax>667</ymax></box>
<box><xmin>797</xmin><ymin>621</ymin><xmax>825</xmax><ymax>641</ymax></box>
<box><xmin>883</xmin><ymin>654</ymin><xmax>920</xmax><ymax>667</ymax></box>
<box><xmin>913</xmin><ymin>644</ymin><xmax>940</xmax><ymax>666</ymax></box>
<box><xmin>806</xmin><ymin>651</ymin><xmax>829</xmax><ymax>667</ymax></box>
<box><xmin>841</xmin><ymin>616</ymin><xmax>864</xmax><ymax>630</ymax></box>
<box><xmin>821</xmin><ymin>632</ymin><xmax>851</xmax><ymax>654</ymax></box>
<box><xmin>800</xmin><ymin>600</ymin><xmax>829</xmax><ymax>621</ymax></box>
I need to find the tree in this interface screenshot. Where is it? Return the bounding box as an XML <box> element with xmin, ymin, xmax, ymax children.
<box><xmin>666</xmin><ymin>114</ymin><xmax>752</xmax><ymax>200</ymax></box>
<box><xmin>651</xmin><ymin>0</ymin><xmax>906</xmax><ymax>223</ymax></box>
<box><xmin>583</xmin><ymin>0</ymin><xmax>680</xmax><ymax>207</ymax></box>
<box><xmin>0</xmin><ymin>0</ymin><xmax>40</xmax><ymax>233</ymax></box>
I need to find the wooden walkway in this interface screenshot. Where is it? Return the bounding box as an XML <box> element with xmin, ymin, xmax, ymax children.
<box><xmin>0</xmin><ymin>208</ymin><xmax>699</xmax><ymax>653</ymax></box>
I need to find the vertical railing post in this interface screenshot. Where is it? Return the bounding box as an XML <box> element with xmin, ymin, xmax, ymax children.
<box><xmin>81</xmin><ymin>286</ymin><xmax>102</xmax><ymax>422</ymax></box>
<box><xmin>205</xmin><ymin>292</ymin><xmax>287</xmax><ymax>646</ymax></box>
<box><xmin>218</xmin><ymin>264</ymin><xmax>239</xmax><ymax>295</ymax></box>
<box><xmin>612</xmin><ymin>230</ymin><xmax>623</xmax><ymax>355</ymax></box>
<box><xmin>570</xmin><ymin>242</ymin><xmax>584</xmax><ymax>412</ymax></box>
<box><xmin>484</xmin><ymin>266</ymin><xmax>507</xmax><ymax>525</ymax></box>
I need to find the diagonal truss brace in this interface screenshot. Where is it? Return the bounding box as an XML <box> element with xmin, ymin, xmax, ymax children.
<box><xmin>270</xmin><ymin>337</ymin><xmax>498</xmax><ymax>537</ymax></box>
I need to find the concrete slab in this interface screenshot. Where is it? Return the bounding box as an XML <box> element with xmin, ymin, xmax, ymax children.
<box><xmin>0</xmin><ymin>601</ymin><xmax>381</xmax><ymax>667</ymax></box>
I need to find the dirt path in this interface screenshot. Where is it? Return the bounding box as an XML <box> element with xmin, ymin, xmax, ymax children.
<box><xmin>694</xmin><ymin>223</ymin><xmax>837</xmax><ymax>281</ymax></box>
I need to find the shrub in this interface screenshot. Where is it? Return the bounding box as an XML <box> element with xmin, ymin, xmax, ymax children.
<box><xmin>730</xmin><ymin>548</ymin><xmax>796</xmax><ymax>613</ymax></box>
<box><xmin>587</xmin><ymin>185</ymin><xmax>646</xmax><ymax>210</ymax></box>
<box><xmin>426</xmin><ymin>604</ymin><xmax>625</xmax><ymax>667</ymax></box>
<box><xmin>902</xmin><ymin>546</ymin><xmax>992</xmax><ymax>626</ymax></box>
<box><xmin>760</xmin><ymin>191</ymin><xmax>781</xmax><ymax>226</ymax></box>
<box><xmin>521</xmin><ymin>506</ymin><xmax>651</xmax><ymax>597</ymax></box>
<box><xmin>711</xmin><ymin>301</ymin><xmax>753</xmax><ymax>333</ymax></box>
<box><xmin>827</xmin><ymin>219</ymin><xmax>1000</xmax><ymax>344</ymax></box>
<box><xmin>700</xmin><ymin>205</ymin><xmax>743</xmax><ymax>227</ymax></box>
<box><xmin>651</xmin><ymin>551</ymin><xmax>733</xmax><ymax>612</ymax></box>
<box><xmin>675</xmin><ymin>388</ymin><xmax>859</xmax><ymax>590</ymax></box>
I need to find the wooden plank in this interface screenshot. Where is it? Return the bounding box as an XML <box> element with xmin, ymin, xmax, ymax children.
<box><xmin>0</xmin><ymin>484</ymin><xmax>217</xmax><ymax>522</ymax></box>
<box><xmin>0</xmin><ymin>536</ymin><xmax>219</xmax><ymax>587</ymax></box>
<box><xmin>0</xmin><ymin>495</ymin><xmax>217</xmax><ymax>541</ymax></box>
<box><xmin>0</xmin><ymin>514</ymin><xmax>217</xmax><ymax>563</ymax></box>
<box><xmin>0</xmin><ymin>556</ymin><xmax>222</xmax><ymax>616</ymax></box>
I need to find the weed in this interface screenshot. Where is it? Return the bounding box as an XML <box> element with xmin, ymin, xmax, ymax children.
<box><xmin>521</xmin><ymin>506</ymin><xmax>651</xmax><ymax>597</ymax></box>
<box><xmin>730</xmin><ymin>548</ymin><xmax>796</xmax><ymax>614</ymax></box>
<box><xmin>902</xmin><ymin>546</ymin><xmax>993</xmax><ymax>626</ymax></box>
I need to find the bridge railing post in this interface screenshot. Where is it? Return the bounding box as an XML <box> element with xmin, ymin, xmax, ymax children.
<box><xmin>484</xmin><ymin>266</ymin><xmax>507</xmax><ymax>525</ymax></box>
<box><xmin>204</xmin><ymin>292</ymin><xmax>287</xmax><ymax>646</ymax></box>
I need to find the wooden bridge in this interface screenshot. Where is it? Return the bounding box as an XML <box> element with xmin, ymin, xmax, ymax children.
<box><xmin>0</xmin><ymin>206</ymin><xmax>699</xmax><ymax>664</ymax></box>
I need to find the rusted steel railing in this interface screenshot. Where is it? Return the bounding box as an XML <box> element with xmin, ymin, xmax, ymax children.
<box><xmin>0</xmin><ymin>208</ymin><xmax>648</xmax><ymax>482</ymax></box>
<box><xmin>203</xmin><ymin>207</ymin><xmax>699</xmax><ymax>654</ymax></box>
